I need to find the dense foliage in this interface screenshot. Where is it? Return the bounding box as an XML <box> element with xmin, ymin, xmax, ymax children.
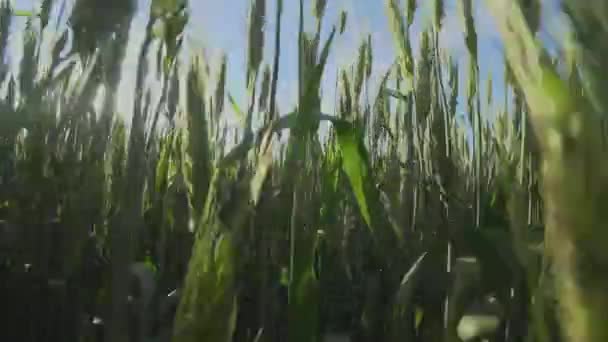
<box><xmin>0</xmin><ymin>0</ymin><xmax>607</xmax><ymax>342</ymax></box>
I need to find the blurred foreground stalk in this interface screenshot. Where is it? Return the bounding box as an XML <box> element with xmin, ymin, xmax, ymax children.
<box><xmin>486</xmin><ymin>1</ymin><xmax>608</xmax><ymax>341</ymax></box>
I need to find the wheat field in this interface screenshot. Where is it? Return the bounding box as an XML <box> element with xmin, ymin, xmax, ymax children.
<box><xmin>0</xmin><ymin>1</ymin><xmax>607</xmax><ymax>342</ymax></box>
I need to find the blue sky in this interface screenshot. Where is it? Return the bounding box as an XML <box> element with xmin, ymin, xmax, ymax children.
<box><xmin>12</xmin><ymin>0</ymin><xmax>567</xmax><ymax>129</ymax></box>
<box><xmin>186</xmin><ymin>0</ymin><xmax>507</xmax><ymax>119</ymax></box>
